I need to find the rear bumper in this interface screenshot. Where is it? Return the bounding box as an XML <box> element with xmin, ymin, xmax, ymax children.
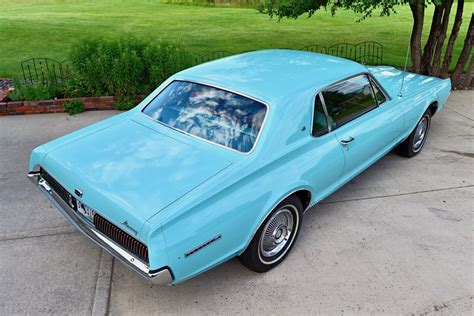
<box><xmin>28</xmin><ymin>171</ymin><xmax>173</xmax><ymax>286</ymax></box>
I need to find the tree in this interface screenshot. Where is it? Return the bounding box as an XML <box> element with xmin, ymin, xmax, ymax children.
<box><xmin>451</xmin><ymin>13</ymin><xmax>473</xmax><ymax>88</ymax></box>
<box><xmin>259</xmin><ymin>0</ymin><xmax>472</xmax><ymax>88</ymax></box>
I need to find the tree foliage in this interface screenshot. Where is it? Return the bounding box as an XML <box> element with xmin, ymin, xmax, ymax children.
<box><xmin>258</xmin><ymin>0</ymin><xmax>437</xmax><ymax>20</ymax></box>
<box><xmin>259</xmin><ymin>0</ymin><xmax>472</xmax><ymax>89</ymax></box>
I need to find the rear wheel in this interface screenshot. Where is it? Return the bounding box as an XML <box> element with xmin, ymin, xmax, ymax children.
<box><xmin>397</xmin><ymin>109</ymin><xmax>431</xmax><ymax>158</ymax></box>
<box><xmin>238</xmin><ymin>195</ymin><xmax>303</xmax><ymax>272</ymax></box>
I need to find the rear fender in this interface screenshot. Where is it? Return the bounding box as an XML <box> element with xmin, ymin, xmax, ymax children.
<box><xmin>401</xmin><ymin>80</ymin><xmax>450</xmax><ymax>136</ymax></box>
<box><xmin>150</xmin><ymin>162</ymin><xmax>314</xmax><ymax>283</ymax></box>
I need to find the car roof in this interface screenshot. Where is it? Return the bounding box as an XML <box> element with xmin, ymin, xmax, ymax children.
<box><xmin>174</xmin><ymin>49</ymin><xmax>368</xmax><ymax>103</ymax></box>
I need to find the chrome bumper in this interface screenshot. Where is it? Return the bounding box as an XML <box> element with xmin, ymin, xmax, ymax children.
<box><xmin>28</xmin><ymin>171</ymin><xmax>173</xmax><ymax>285</ymax></box>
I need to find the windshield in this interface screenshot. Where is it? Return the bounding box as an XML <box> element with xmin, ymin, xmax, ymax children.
<box><xmin>142</xmin><ymin>81</ymin><xmax>267</xmax><ymax>153</ymax></box>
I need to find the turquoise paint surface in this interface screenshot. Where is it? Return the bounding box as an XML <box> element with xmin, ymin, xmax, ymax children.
<box><xmin>29</xmin><ymin>50</ymin><xmax>452</xmax><ymax>283</ymax></box>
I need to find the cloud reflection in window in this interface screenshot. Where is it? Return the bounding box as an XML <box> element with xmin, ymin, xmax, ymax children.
<box><xmin>143</xmin><ymin>81</ymin><xmax>267</xmax><ymax>153</ymax></box>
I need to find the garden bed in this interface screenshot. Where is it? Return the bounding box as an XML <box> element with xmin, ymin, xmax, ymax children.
<box><xmin>0</xmin><ymin>96</ymin><xmax>143</xmax><ymax>116</ymax></box>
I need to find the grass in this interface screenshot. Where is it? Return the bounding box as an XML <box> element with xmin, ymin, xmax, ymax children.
<box><xmin>1</xmin><ymin>0</ymin><xmax>472</xmax><ymax>78</ymax></box>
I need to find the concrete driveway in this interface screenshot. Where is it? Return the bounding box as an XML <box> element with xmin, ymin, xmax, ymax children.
<box><xmin>0</xmin><ymin>91</ymin><xmax>472</xmax><ymax>315</ymax></box>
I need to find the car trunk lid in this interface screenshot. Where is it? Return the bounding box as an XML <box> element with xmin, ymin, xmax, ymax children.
<box><xmin>42</xmin><ymin>119</ymin><xmax>232</xmax><ymax>238</ymax></box>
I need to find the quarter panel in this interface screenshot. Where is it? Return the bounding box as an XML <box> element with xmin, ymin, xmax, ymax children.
<box><xmin>144</xmin><ymin>82</ymin><xmax>350</xmax><ymax>283</ymax></box>
<box><xmin>398</xmin><ymin>79</ymin><xmax>450</xmax><ymax>136</ymax></box>
<box><xmin>152</xmin><ymin>131</ymin><xmax>346</xmax><ymax>283</ymax></box>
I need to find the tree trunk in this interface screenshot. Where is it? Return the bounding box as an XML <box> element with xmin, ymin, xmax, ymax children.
<box><xmin>441</xmin><ymin>0</ymin><xmax>465</xmax><ymax>78</ymax></box>
<box><xmin>461</xmin><ymin>54</ymin><xmax>473</xmax><ymax>89</ymax></box>
<box><xmin>409</xmin><ymin>0</ymin><xmax>425</xmax><ymax>72</ymax></box>
<box><xmin>421</xmin><ymin>4</ymin><xmax>443</xmax><ymax>74</ymax></box>
<box><xmin>451</xmin><ymin>13</ymin><xmax>473</xmax><ymax>88</ymax></box>
<box><xmin>431</xmin><ymin>0</ymin><xmax>453</xmax><ymax>77</ymax></box>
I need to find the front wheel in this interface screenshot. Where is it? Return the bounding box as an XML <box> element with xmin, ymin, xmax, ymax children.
<box><xmin>397</xmin><ymin>109</ymin><xmax>431</xmax><ymax>158</ymax></box>
<box><xmin>238</xmin><ymin>195</ymin><xmax>303</xmax><ymax>273</ymax></box>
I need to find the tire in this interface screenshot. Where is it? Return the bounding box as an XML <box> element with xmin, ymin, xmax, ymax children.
<box><xmin>397</xmin><ymin>109</ymin><xmax>431</xmax><ymax>158</ymax></box>
<box><xmin>238</xmin><ymin>195</ymin><xmax>303</xmax><ymax>273</ymax></box>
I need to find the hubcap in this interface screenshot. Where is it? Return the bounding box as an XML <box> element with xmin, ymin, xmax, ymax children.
<box><xmin>413</xmin><ymin>117</ymin><xmax>428</xmax><ymax>152</ymax></box>
<box><xmin>260</xmin><ymin>208</ymin><xmax>294</xmax><ymax>258</ymax></box>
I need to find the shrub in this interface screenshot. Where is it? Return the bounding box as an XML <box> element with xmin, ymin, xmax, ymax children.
<box><xmin>63</xmin><ymin>99</ymin><xmax>84</xmax><ymax>115</ymax></box>
<box><xmin>143</xmin><ymin>42</ymin><xmax>194</xmax><ymax>90</ymax></box>
<box><xmin>114</xmin><ymin>97</ymin><xmax>137</xmax><ymax>111</ymax></box>
<box><xmin>60</xmin><ymin>78</ymin><xmax>83</xmax><ymax>98</ymax></box>
<box><xmin>70</xmin><ymin>38</ymin><xmax>193</xmax><ymax>99</ymax></box>
<box><xmin>8</xmin><ymin>80</ymin><xmax>63</xmax><ymax>101</ymax></box>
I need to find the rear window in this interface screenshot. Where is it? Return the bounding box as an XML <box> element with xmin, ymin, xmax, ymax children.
<box><xmin>142</xmin><ymin>81</ymin><xmax>267</xmax><ymax>153</ymax></box>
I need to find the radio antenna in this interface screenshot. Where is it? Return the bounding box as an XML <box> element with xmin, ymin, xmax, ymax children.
<box><xmin>399</xmin><ymin>32</ymin><xmax>411</xmax><ymax>97</ymax></box>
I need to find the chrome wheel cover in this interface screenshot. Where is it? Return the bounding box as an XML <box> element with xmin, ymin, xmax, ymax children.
<box><xmin>259</xmin><ymin>205</ymin><xmax>298</xmax><ymax>264</ymax></box>
<box><xmin>413</xmin><ymin>116</ymin><xmax>428</xmax><ymax>152</ymax></box>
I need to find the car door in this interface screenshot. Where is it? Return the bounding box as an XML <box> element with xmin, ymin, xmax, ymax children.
<box><xmin>304</xmin><ymin>94</ymin><xmax>346</xmax><ymax>201</ymax></box>
<box><xmin>320</xmin><ymin>74</ymin><xmax>404</xmax><ymax>182</ymax></box>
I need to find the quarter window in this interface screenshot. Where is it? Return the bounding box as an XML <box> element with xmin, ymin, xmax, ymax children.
<box><xmin>312</xmin><ymin>94</ymin><xmax>329</xmax><ymax>136</ymax></box>
<box><xmin>322</xmin><ymin>75</ymin><xmax>377</xmax><ymax>128</ymax></box>
<box><xmin>370</xmin><ymin>79</ymin><xmax>387</xmax><ymax>105</ymax></box>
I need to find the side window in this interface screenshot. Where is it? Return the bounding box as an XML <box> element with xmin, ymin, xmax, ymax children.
<box><xmin>312</xmin><ymin>94</ymin><xmax>329</xmax><ymax>136</ymax></box>
<box><xmin>370</xmin><ymin>79</ymin><xmax>387</xmax><ymax>105</ymax></box>
<box><xmin>322</xmin><ymin>75</ymin><xmax>378</xmax><ymax>128</ymax></box>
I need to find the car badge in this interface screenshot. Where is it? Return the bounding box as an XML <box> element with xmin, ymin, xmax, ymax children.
<box><xmin>68</xmin><ymin>194</ymin><xmax>75</xmax><ymax>209</ymax></box>
<box><xmin>75</xmin><ymin>188</ymin><xmax>83</xmax><ymax>198</ymax></box>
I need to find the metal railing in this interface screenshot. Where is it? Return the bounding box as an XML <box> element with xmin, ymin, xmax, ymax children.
<box><xmin>193</xmin><ymin>41</ymin><xmax>383</xmax><ymax>65</ymax></box>
<box><xmin>21</xmin><ymin>58</ymin><xmax>71</xmax><ymax>85</ymax></box>
<box><xmin>20</xmin><ymin>41</ymin><xmax>383</xmax><ymax>86</ymax></box>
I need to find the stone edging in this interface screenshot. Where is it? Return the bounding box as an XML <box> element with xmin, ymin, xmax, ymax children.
<box><xmin>0</xmin><ymin>96</ymin><xmax>117</xmax><ymax>116</ymax></box>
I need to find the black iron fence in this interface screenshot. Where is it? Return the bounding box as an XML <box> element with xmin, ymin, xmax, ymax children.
<box><xmin>193</xmin><ymin>41</ymin><xmax>383</xmax><ymax>65</ymax></box>
<box><xmin>20</xmin><ymin>42</ymin><xmax>383</xmax><ymax>86</ymax></box>
<box><xmin>21</xmin><ymin>58</ymin><xmax>71</xmax><ymax>86</ymax></box>
<box><xmin>194</xmin><ymin>50</ymin><xmax>235</xmax><ymax>64</ymax></box>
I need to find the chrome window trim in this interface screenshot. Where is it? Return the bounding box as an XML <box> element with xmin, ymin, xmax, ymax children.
<box><xmin>311</xmin><ymin>72</ymin><xmax>386</xmax><ymax>137</ymax></box>
<box><xmin>140</xmin><ymin>79</ymin><xmax>270</xmax><ymax>155</ymax></box>
<box><xmin>310</xmin><ymin>92</ymin><xmax>332</xmax><ymax>137</ymax></box>
<box><xmin>369</xmin><ymin>75</ymin><xmax>391</xmax><ymax>102</ymax></box>
<box><xmin>318</xmin><ymin>92</ymin><xmax>332</xmax><ymax>133</ymax></box>
<box><xmin>318</xmin><ymin>72</ymin><xmax>391</xmax><ymax>101</ymax></box>
<box><xmin>319</xmin><ymin>92</ymin><xmax>332</xmax><ymax>133</ymax></box>
<box><xmin>368</xmin><ymin>77</ymin><xmax>388</xmax><ymax>106</ymax></box>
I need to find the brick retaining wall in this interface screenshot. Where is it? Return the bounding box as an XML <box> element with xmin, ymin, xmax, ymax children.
<box><xmin>0</xmin><ymin>96</ymin><xmax>118</xmax><ymax>116</ymax></box>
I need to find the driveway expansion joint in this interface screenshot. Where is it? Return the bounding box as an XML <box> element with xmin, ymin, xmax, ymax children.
<box><xmin>0</xmin><ymin>227</ymin><xmax>78</xmax><ymax>243</ymax></box>
<box><xmin>91</xmin><ymin>250</ymin><xmax>114</xmax><ymax>316</ymax></box>
<box><xmin>320</xmin><ymin>184</ymin><xmax>474</xmax><ymax>205</ymax></box>
<box><xmin>445</xmin><ymin>106</ymin><xmax>474</xmax><ymax>122</ymax></box>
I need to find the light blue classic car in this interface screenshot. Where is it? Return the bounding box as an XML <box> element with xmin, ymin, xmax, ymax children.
<box><xmin>28</xmin><ymin>50</ymin><xmax>452</xmax><ymax>285</ymax></box>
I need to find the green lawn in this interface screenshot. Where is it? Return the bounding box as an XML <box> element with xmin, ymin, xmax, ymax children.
<box><xmin>1</xmin><ymin>0</ymin><xmax>472</xmax><ymax>78</ymax></box>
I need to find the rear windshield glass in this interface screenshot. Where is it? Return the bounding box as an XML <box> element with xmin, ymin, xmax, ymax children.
<box><xmin>142</xmin><ymin>81</ymin><xmax>267</xmax><ymax>153</ymax></box>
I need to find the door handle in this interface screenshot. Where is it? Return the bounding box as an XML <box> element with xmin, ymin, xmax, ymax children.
<box><xmin>339</xmin><ymin>137</ymin><xmax>355</xmax><ymax>147</ymax></box>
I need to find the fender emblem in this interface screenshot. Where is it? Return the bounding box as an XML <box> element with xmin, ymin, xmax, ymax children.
<box><xmin>185</xmin><ymin>235</ymin><xmax>222</xmax><ymax>258</ymax></box>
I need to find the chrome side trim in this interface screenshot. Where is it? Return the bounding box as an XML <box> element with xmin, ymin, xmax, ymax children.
<box><xmin>184</xmin><ymin>234</ymin><xmax>222</xmax><ymax>258</ymax></box>
<box><xmin>28</xmin><ymin>172</ymin><xmax>173</xmax><ymax>286</ymax></box>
